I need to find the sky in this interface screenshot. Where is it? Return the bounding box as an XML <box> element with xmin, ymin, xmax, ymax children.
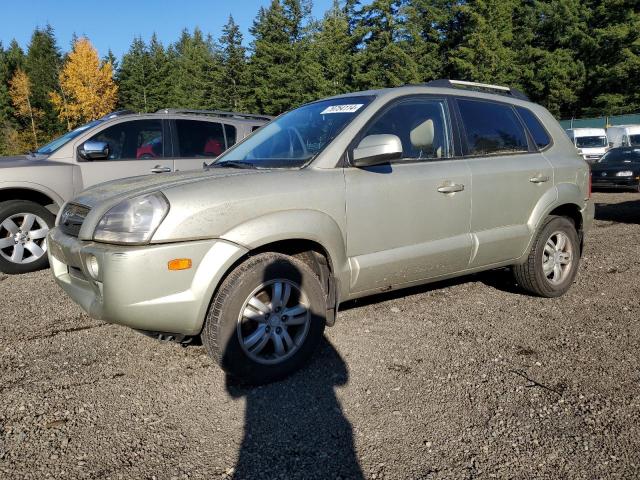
<box><xmin>1</xmin><ymin>0</ymin><xmax>337</xmax><ymax>58</ymax></box>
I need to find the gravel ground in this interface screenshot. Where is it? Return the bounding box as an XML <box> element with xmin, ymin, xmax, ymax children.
<box><xmin>1</xmin><ymin>191</ymin><xmax>639</xmax><ymax>479</ymax></box>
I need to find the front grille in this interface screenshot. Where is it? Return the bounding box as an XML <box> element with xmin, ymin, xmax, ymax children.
<box><xmin>59</xmin><ymin>203</ymin><xmax>90</xmax><ymax>237</ymax></box>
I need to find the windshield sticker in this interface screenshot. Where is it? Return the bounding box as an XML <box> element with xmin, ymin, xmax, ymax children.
<box><xmin>320</xmin><ymin>104</ymin><xmax>364</xmax><ymax>115</ymax></box>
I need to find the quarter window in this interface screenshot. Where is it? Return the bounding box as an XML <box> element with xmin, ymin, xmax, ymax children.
<box><xmin>458</xmin><ymin>99</ymin><xmax>529</xmax><ymax>156</ymax></box>
<box><xmin>88</xmin><ymin>120</ymin><xmax>163</xmax><ymax>160</ymax></box>
<box><xmin>516</xmin><ymin>106</ymin><xmax>551</xmax><ymax>149</ymax></box>
<box><xmin>360</xmin><ymin>98</ymin><xmax>450</xmax><ymax>161</ymax></box>
<box><xmin>176</xmin><ymin>120</ymin><xmax>226</xmax><ymax>158</ymax></box>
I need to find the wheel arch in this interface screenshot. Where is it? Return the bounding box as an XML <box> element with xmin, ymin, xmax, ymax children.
<box><xmin>0</xmin><ymin>184</ymin><xmax>64</xmax><ymax>214</ymax></box>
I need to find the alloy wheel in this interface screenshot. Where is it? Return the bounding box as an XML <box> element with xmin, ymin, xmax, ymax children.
<box><xmin>0</xmin><ymin>213</ymin><xmax>50</xmax><ymax>264</ymax></box>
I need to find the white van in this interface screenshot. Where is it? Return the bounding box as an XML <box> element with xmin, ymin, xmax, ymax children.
<box><xmin>565</xmin><ymin>128</ymin><xmax>609</xmax><ymax>163</ymax></box>
<box><xmin>606</xmin><ymin>125</ymin><xmax>640</xmax><ymax>148</ymax></box>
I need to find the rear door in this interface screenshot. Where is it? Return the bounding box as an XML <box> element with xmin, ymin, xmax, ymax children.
<box><xmin>75</xmin><ymin>118</ymin><xmax>172</xmax><ymax>192</ymax></box>
<box><xmin>454</xmin><ymin>97</ymin><xmax>554</xmax><ymax>267</ymax></box>
<box><xmin>172</xmin><ymin>119</ymin><xmax>234</xmax><ymax>171</ymax></box>
<box><xmin>345</xmin><ymin>96</ymin><xmax>472</xmax><ymax>293</ymax></box>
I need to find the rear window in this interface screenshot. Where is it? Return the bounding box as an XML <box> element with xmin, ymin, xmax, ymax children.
<box><xmin>516</xmin><ymin>107</ymin><xmax>551</xmax><ymax>149</ymax></box>
<box><xmin>458</xmin><ymin>99</ymin><xmax>529</xmax><ymax>156</ymax></box>
<box><xmin>176</xmin><ymin>120</ymin><xmax>225</xmax><ymax>158</ymax></box>
<box><xmin>224</xmin><ymin>124</ymin><xmax>237</xmax><ymax>148</ymax></box>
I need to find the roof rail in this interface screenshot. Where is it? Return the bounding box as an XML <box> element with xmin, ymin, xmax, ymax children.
<box><xmin>100</xmin><ymin>110</ymin><xmax>135</xmax><ymax>120</ymax></box>
<box><xmin>156</xmin><ymin>109</ymin><xmax>274</xmax><ymax>122</ymax></box>
<box><xmin>423</xmin><ymin>79</ymin><xmax>530</xmax><ymax>101</ymax></box>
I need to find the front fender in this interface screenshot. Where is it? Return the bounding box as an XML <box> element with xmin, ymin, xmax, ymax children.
<box><xmin>220</xmin><ymin>209</ymin><xmax>350</xmax><ymax>295</ymax></box>
<box><xmin>0</xmin><ymin>181</ymin><xmax>66</xmax><ymax>213</ymax></box>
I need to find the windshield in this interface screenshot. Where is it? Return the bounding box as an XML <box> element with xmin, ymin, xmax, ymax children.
<box><xmin>575</xmin><ymin>135</ymin><xmax>607</xmax><ymax>148</ymax></box>
<box><xmin>628</xmin><ymin>134</ymin><xmax>640</xmax><ymax>146</ymax></box>
<box><xmin>35</xmin><ymin>120</ymin><xmax>103</xmax><ymax>155</ymax></box>
<box><xmin>213</xmin><ymin>96</ymin><xmax>374</xmax><ymax>168</ymax></box>
<box><xmin>598</xmin><ymin>148</ymin><xmax>640</xmax><ymax>164</ymax></box>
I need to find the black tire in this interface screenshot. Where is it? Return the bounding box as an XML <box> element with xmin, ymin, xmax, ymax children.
<box><xmin>0</xmin><ymin>200</ymin><xmax>55</xmax><ymax>275</ymax></box>
<box><xmin>513</xmin><ymin>215</ymin><xmax>581</xmax><ymax>297</ymax></box>
<box><xmin>202</xmin><ymin>252</ymin><xmax>327</xmax><ymax>384</ymax></box>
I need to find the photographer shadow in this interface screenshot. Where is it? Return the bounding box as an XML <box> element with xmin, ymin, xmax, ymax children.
<box><xmin>226</xmin><ymin>340</ymin><xmax>363</xmax><ymax>480</ymax></box>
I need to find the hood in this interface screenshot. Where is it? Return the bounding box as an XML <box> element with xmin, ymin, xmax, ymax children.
<box><xmin>0</xmin><ymin>153</ymin><xmax>53</xmax><ymax>168</ymax></box>
<box><xmin>72</xmin><ymin>167</ymin><xmax>268</xmax><ymax>211</ymax></box>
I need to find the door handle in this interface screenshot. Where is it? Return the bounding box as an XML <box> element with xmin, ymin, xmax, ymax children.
<box><xmin>530</xmin><ymin>175</ymin><xmax>550</xmax><ymax>184</ymax></box>
<box><xmin>437</xmin><ymin>183</ymin><xmax>465</xmax><ymax>194</ymax></box>
<box><xmin>150</xmin><ymin>165</ymin><xmax>172</xmax><ymax>174</ymax></box>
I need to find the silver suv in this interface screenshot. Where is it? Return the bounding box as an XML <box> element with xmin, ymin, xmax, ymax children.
<box><xmin>48</xmin><ymin>80</ymin><xmax>594</xmax><ymax>384</ymax></box>
<box><xmin>0</xmin><ymin>110</ymin><xmax>269</xmax><ymax>274</ymax></box>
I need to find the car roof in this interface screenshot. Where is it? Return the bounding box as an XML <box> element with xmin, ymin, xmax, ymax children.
<box><xmin>99</xmin><ymin>110</ymin><xmax>270</xmax><ymax>126</ymax></box>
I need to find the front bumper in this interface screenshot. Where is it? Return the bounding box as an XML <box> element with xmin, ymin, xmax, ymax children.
<box><xmin>48</xmin><ymin>227</ymin><xmax>248</xmax><ymax>335</ymax></box>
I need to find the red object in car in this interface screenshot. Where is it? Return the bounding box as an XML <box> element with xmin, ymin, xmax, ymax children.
<box><xmin>204</xmin><ymin>138</ymin><xmax>223</xmax><ymax>157</ymax></box>
<box><xmin>136</xmin><ymin>136</ymin><xmax>162</xmax><ymax>159</ymax></box>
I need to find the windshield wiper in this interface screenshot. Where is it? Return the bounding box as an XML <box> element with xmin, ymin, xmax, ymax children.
<box><xmin>211</xmin><ymin>160</ymin><xmax>257</xmax><ymax>170</ymax></box>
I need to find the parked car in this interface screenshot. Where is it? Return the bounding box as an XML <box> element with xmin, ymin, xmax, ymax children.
<box><xmin>48</xmin><ymin>80</ymin><xmax>594</xmax><ymax>384</ymax></box>
<box><xmin>0</xmin><ymin>109</ymin><xmax>270</xmax><ymax>274</ymax></box>
<box><xmin>591</xmin><ymin>147</ymin><xmax>640</xmax><ymax>191</ymax></box>
<box><xmin>606</xmin><ymin>125</ymin><xmax>640</xmax><ymax>148</ymax></box>
<box><xmin>566</xmin><ymin>127</ymin><xmax>609</xmax><ymax>163</ymax></box>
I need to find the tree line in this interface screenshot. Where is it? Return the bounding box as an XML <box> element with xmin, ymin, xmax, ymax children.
<box><xmin>1</xmin><ymin>0</ymin><xmax>639</xmax><ymax>155</ymax></box>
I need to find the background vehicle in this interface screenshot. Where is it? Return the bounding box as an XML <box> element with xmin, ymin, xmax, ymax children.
<box><xmin>591</xmin><ymin>147</ymin><xmax>640</xmax><ymax>191</ymax></box>
<box><xmin>0</xmin><ymin>110</ymin><xmax>270</xmax><ymax>274</ymax></box>
<box><xmin>48</xmin><ymin>80</ymin><xmax>593</xmax><ymax>384</ymax></box>
<box><xmin>606</xmin><ymin>125</ymin><xmax>640</xmax><ymax>148</ymax></box>
<box><xmin>566</xmin><ymin>127</ymin><xmax>609</xmax><ymax>163</ymax></box>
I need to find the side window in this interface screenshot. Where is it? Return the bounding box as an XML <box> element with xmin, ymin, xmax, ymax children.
<box><xmin>516</xmin><ymin>106</ymin><xmax>551</xmax><ymax>149</ymax></box>
<box><xmin>457</xmin><ymin>99</ymin><xmax>529</xmax><ymax>156</ymax></box>
<box><xmin>89</xmin><ymin>120</ymin><xmax>163</xmax><ymax>160</ymax></box>
<box><xmin>360</xmin><ymin>98</ymin><xmax>450</xmax><ymax>160</ymax></box>
<box><xmin>224</xmin><ymin>124</ymin><xmax>237</xmax><ymax>148</ymax></box>
<box><xmin>176</xmin><ymin>120</ymin><xmax>226</xmax><ymax>158</ymax></box>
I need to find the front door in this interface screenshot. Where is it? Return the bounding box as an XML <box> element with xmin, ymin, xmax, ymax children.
<box><xmin>75</xmin><ymin>118</ymin><xmax>173</xmax><ymax>192</ymax></box>
<box><xmin>344</xmin><ymin>97</ymin><xmax>472</xmax><ymax>294</ymax></box>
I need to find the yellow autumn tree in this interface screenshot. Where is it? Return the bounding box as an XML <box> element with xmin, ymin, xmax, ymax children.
<box><xmin>9</xmin><ymin>68</ymin><xmax>42</xmax><ymax>149</ymax></box>
<box><xmin>50</xmin><ymin>37</ymin><xmax>118</xmax><ymax>128</ymax></box>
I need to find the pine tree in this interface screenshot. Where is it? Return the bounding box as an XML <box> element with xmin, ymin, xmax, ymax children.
<box><xmin>50</xmin><ymin>37</ymin><xmax>118</xmax><ymax>127</ymax></box>
<box><xmin>447</xmin><ymin>0</ymin><xmax>521</xmax><ymax>86</ymax></box>
<box><xmin>167</xmin><ymin>28</ymin><xmax>221</xmax><ymax>109</ymax></box>
<box><xmin>24</xmin><ymin>25</ymin><xmax>63</xmax><ymax>136</ymax></box>
<box><xmin>309</xmin><ymin>0</ymin><xmax>354</xmax><ymax>97</ymax></box>
<box><xmin>117</xmin><ymin>37</ymin><xmax>152</xmax><ymax>112</ymax></box>
<box><xmin>351</xmin><ymin>0</ymin><xmax>420</xmax><ymax>90</ymax></box>
<box><xmin>147</xmin><ymin>34</ymin><xmax>171</xmax><ymax>111</ymax></box>
<box><xmin>102</xmin><ymin>49</ymin><xmax>118</xmax><ymax>73</ymax></box>
<box><xmin>218</xmin><ymin>16</ymin><xmax>249</xmax><ymax>111</ymax></box>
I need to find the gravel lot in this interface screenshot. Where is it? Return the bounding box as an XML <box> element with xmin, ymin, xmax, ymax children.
<box><xmin>1</xmin><ymin>191</ymin><xmax>639</xmax><ymax>479</ymax></box>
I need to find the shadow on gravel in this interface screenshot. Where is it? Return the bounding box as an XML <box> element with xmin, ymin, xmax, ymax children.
<box><xmin>595</xmin><ymin>198</ymin><xmax>640</xmax><ymax>225</ymax></box>
<box><xmin>226</xmin><ymin>339</ymin><xmax>363</xmax><ymax>479</ymax></box>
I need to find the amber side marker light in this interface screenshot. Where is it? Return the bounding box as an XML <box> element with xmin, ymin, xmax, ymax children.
<box><xmin>168</xmin><ymin>258</ymin><xmax>192</xmax><ymax>271</ymax></box>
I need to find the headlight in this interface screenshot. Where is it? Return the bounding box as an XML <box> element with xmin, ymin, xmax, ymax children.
<box><xmin>94</xmin><ymin>192</ymin><xmax>169</xmax><ymax>244</ymax></box>
<box><xmin>616</xmin><ymin>171</ymin><xmax>633</xmax><ymax>177</ymax></box>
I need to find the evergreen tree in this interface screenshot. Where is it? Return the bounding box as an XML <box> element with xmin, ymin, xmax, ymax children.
<box><xmin>351</xmin><ymin>0</ymin><xmax>420</xmax><ymax>90</ymax></box>
<box><xmin>102</xmin><ymin>49</ymin><xmax>118</xmax><ymax>73</ymax></box>
<box><xmin>218</xmin><ymin>16</ymin><xmax>249</xmax><ymax>111</ymax></box>
<box><xmin>447</xmin><ymin>0</ymin><xmax>521</xmax><ymax>86</ymax></box>
<box><xmin>147</xmin><ymin>34</ymin><xmax>171</xmax><ymax>111</ymax></box>
<box><xmin>24</xmin><ymin>25</ymin><xmax>63</xmax><ymax>136</ymax></box>
<box><xmin>167</xmin><ymin>28</ymin><xmax>221</xmax><ymax>109</ymax></box>
<box><xmin>309</xmin><ymin>0</ymin><xmax>354</xmax><ymax>97</ymax></box>
<box><xmin>247</xmin><ymin>0</ymin><xmax>322</xmax><ymax>114</ymax></box>
<box><xmin>117</xmin><ymin>37</ymin><xmax>152</xmax><ymax>112</ymax></box>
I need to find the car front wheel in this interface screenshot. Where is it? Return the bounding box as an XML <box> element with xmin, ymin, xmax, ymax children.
<box><xmin>202</xmin><ymin>252</ymin><xmax>327</xmax><ymax>384</ymax></box>
<box><xmin>0</xmin><ymin>200</ymin><xmax>55</xmax><ymax>274</ymax></box>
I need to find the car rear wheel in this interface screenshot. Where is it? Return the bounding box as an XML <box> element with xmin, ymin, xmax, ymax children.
<box><xmin>512</xmin><ymin>215</ymin><xmax>580</xmax><ymax>297</ymax></box>
<box><xmin>0</xmin><ymin>200</ymin><xmax>55</xmax><ymax>274</ymax></box>
<box><xmin>201</xmin><ymin>252</ymin><xmax>327</xmax><ymax>384</ymax></box>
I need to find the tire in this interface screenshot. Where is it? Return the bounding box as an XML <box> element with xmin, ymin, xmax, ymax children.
<box><xmin>0</xmin><ymin>200</ymin><xmax>55</xmax><ymax>275</ymax></box>
<box><xmin>513</xmin><ymin>215</ymin><xmax>581</xmax><ymax>297</ymax></box>
<box><xmin>202</xmin><ymin>252</ymin><xmax>327</xmax><ymax>384</ymax></box>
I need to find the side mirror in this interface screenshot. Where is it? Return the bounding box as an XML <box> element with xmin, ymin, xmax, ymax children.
<box><xmin>352</xmin><ymin>134</ymin><xmax>402</xmax><ymax>167</ymax></box>
<box><xmin>79</xmin><ymin>140</ymin><xmax>109</xmax><ymax>160</ymax></box>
